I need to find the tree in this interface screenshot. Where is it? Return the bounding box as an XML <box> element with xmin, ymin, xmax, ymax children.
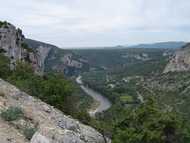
<box><xmin>113</xmin><ymin>97</ymin><xmax>190</xmax><ymax>143</ymax></box>
<box><xmin>0</xmin><ymin>54</ymin><xmax>11</xmax><ymax>78</ymax></box>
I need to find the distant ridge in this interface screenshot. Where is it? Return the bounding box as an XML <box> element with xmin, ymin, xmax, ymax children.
<box><xmin>127</xmin><ymin>41</ymin><xmax>186</xmax><ymax>49</ymax></box>
<box><xmin>25</xmin><ymin>38</ymin><xmax>58</xmax><ymax>50</ymax></box>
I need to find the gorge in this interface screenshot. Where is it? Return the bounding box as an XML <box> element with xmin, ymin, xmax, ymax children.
<box><xmin>76</xmin><ymin>76</ymin><xmax>111</xmax><ymax>117</ymax></box>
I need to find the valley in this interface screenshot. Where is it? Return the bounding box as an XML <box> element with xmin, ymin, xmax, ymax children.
<box><xmin>0</xmin><ymin>21</ymin><xmax>190</xmax><ymax>143</ymax></box>
<box><xmin>76</xmin><ymin>75</ymin><xmax>111</xmax><ymax>117</ymax></box>
<box><xmin>71</xmin><ymin>45</ymin><xmax>190</xmax><ymax>142</ymax></box>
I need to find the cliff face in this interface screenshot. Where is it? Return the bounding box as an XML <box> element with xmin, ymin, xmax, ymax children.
<box><xmin>0</xmin><ymin>22</ymin><xmax>40</xmax><ymax>72</ymax></box>
<box><xmin>25</xmin><ymin>39</ymin><xmax>89</xmax><ymax>76</ymax></box>
<box><xmin>45</xmin><ymin>48</ymin><xmax>89</xmax><ymax>76</ymax></box>
<box><xmin>0</xmin><ymin>78</ymin><xmax>105</xmax><ymax>143</ymax></box>
<box><xmin>164</xmin><ymin>43</ymin><xmax>190</xmax><ymax>73</ymax></box>
<box><xmin>0</xmin><ymin>21</ymin><xmax>88</xmax><ymax>76</ymax></box>
<box><xmin>25</xmin><ymin>39</ymin><xmax>55</xmax><ymax>73</ymax></box>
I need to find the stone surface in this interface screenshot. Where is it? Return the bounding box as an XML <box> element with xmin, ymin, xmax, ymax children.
<box><xmin>164</xmin><ymin>43</ymin><xmax>190</xmax><ymax>73</ymax></box>
<box><xmin>0</xmin><ymin>22</ymin><xmax>53</xmax><ymax>74</ymax></box>
<box><xmin>0</xmin><ymin>118</ymin><xmax>29</xmax><ymax>143</ymax></box>
<box><xmin>0</xmin><ymin>79</ymin><xmax>105</xmax><ymax>143</ymax></box>
<box><xmin>0</xmin><ymin>22</ymin><xmax>40</xmax><ymax>71</ymax></box>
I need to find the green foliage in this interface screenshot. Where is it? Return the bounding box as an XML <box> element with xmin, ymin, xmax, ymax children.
<box><xmin>21</xmin><ymin>43</ymin><xmax>34</xmax><ymax>53</ymax></box>
<box><xmin>112</xmin><ymin>97</ymin><xmax>190</xmax><ymax>143</ymax></box>
<box><xmin>120</xmin><ymin>95</ymin><xmax>134</xmax><ymax>103</ymax></box>
<box><xmin>0</xmin><ymin>54</ymin><xmax>11</xmax><ymax>78</ymax></box>
<box><xmin>0</xmin><ymin>44</ymin><xmax>189</xmax><ymax>143</ymax></box>
<box><xmin>7</xmin><ymin>62</ymin><xmax>74</xmax><ymax>113</ymax></box>
<box><xmin>39</xmin><ymin>74</ymin><xmax>73</xmax><ymax>110</ymax></box>
<box><xmin>23</xmin><ymin>127</ymin><xmax>37</xmax><ymax>140</ymax></box>
<box><xmin>72</xmin><ymin>48</ymin><xmax>172</xmax><ymax>76</ymax></box>
<box><xmin>0</xmin><ymin>54</ymin><xmax>92</xmax><ymax>124</ymax></box>
<box><xmin>0</xmin><ymin>21</ymin><xmax>9</xmax><ymax>28</ymax></box>
<box><xmin>11</xmin><ymin>61</ymin><xmax>34</xmax><ymax>79</ymax></box>
<box><xmin>1</xmin><ymin>106</ymin><xmax>24</xmax><ymax>121</ymax></box>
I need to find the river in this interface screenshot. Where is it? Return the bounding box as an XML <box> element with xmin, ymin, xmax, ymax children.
<box><xmin>76</xmin><ymin>76</ymin><xmax>112</xmax><ymax>117</ymax></box>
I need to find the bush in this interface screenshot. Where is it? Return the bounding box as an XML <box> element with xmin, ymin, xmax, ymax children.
<box><xmin>0</xmin><ymin>54</ymin><xmax>11</xmax><ymax>78</ymax></box>
<box><xmin>0</xmin><ymin>106</ymin><xmax>24</xmax><ymax>121</ymax></box>
<box><xmin>23</xmin><ymin>127</ymin><xmax>37</xmax><ymax>140</ymax></box>
<box><xmin>112</xmin><ymin>97</ymin><xmax>190</xmax><ymax>143</ymax></box>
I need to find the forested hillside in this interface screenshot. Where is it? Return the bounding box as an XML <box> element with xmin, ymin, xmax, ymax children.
<box><xmin>72</xmin><ymin>46</ymin><xmax>190</xmax><ymax>142</ymax></box>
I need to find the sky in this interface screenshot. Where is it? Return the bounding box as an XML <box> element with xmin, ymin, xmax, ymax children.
<box><xmin>0</xmin><ymin>0</ymin><xmax>190</xmax><ymax>48</ymax></box>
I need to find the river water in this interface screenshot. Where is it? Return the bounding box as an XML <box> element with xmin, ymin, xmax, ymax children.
<box><xmin>76</xmin><ymin>76</ymin><xmax>112</xmax><ymax>117</ymax></box>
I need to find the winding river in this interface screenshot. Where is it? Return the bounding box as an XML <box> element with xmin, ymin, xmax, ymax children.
<box><xmin>76</xmin><ymin>76</ymin><xmax>112</xmax><ymax>117</ymax></box>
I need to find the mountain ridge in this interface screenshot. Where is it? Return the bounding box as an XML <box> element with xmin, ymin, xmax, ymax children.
<box><xmin>127</xmin><ymin>41</ymin><xmax>186</xmax><ymax>49</ymax></box>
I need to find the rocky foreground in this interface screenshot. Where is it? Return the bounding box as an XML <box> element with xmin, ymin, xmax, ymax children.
<box><xmin>0</xmin><ymin>78</ymin><xmax>105</xmax><ymax>143</ymax></box>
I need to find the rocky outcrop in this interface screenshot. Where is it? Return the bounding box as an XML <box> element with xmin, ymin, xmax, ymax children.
<box><xmin>164</xmin><ymin>43</ymin><xmax>190</xmax><ymax>73</ymax></box>
<box><xmin>25</xmin><ymin>40</ymin><xmax>89</xmax><ymax>76</ymax></box>
<box><xmin>0</xmin><ymin>78</ymin><xmax>105</xmax><ymax>143</ymax></box>
<box><xmin>46</xmin><ymin>49</ymin><xmax>89</xmax><ymax>76</ymax></box>
<box><xmin>25</xmin><ymin>39</ymin><xmax>55</xmax><ymax>74</ymax></box>
<box><xmin>0</xmin><ymin>21</ymin><xmax>40</xmax><ymax>72</ymax></box>
<box><xmin>0</xmin><ymin>21</ymin><xmax>88</xmax><ymax>76</ymax></box>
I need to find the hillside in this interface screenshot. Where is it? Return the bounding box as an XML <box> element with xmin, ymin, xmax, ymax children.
<box><xmin>72</xmin><ymin>48</ymin><xmax>174</xmax><ymax>76</ymax></box>
<box><xmin>164</xmin><ymin>43</ymin><xmax>190</xmax><ymax>73</ymax></box>
<box><xmin>0</xmin><ymin>21</ymin><xmax>105</xmax><ymax>143</ymax></box>
<box><xmin>45</xmin><ymin>48</ymin><xmax>89</xmax><ymax>76</ymax></box>
<box><xmin>1</xmin><ymin>21</ymin><xmax>190</xmax><ymax>143</ymax></box>
<box><xmin>72</xmin><ymin>46</ymin><xmax>190</xmax><ymax>143</ymax></box>
<box><xmin>127</xmin><ymin>41</ymin><xmax>186</xmax><ymax>49</ymax></box>
<box><xmin>24</xmin><ymin>39</ymin><xmax>89</xmax><ymax>76</ymax></box>
<box><xmin>0</xmin><ymin>78</ymin><xmax>105</xmax><ymax>143</ymax></box>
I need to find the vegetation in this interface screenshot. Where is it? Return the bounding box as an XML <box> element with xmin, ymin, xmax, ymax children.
<box><xmin>0</xmin><ymin>21</ymin><xmax>9</xmax><ymax>28</ymax></box>
<box><xmin>7</xmin><ymin>61</ymin><xmax>73</xmax><ymax>113</ymax></box>
<box><xmin>23</xmin><ymin>127</ymin><xmax>37</xmax><ymax>140</ymax></box>
<box><xmin>0</xmin><ymin>53</ymin><xmax>11</xmax><ymax>78</ymax></box>
<box><xmin>1</xmin><ymin>106</ymin><xmax>24</xmax><ymax>121</ymax></box>
<box><xmin>0</xmin><ymin>46</ymin><xmax>190</xmax><ymax>142</ymax></box>
<box><xmin>0</xmin><ymin>53</ymin><xmax>91</xmax><ymax>123</ymax></box>
<box><xmin>72</xmin><ymin>48</ymin><xmax>173</xmax><ymax>76</ymax></box>
<box><xmin>21</xmin><ymin>42</ymin><xmax>34</xmax><ymax>53</ymax></box>
<box><xmin>112</xmin><ymin>98</ymin><xmax>190</xmax><ymax>143</ymax></box>
<box><xmin>75</xmin><ymin>48</ymin><xmax>190</xmax><ymax>142</ymax></box>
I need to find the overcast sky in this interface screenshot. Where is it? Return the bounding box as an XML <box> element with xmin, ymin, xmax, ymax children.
<box><xmin>0</xmin><ymin>0</ymin><xmax>190</xmax><ymax>47</ymax></box>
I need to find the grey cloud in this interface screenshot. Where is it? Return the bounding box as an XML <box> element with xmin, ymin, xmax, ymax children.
<box><xmin>0</xmin><ymin>0</ymin><xmax>189</xmax><ymax>47</ymax></box>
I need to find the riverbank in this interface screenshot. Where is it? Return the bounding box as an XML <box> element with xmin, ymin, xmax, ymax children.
<box><xmin>76</xmin><ymin>76</ymin><xmax>111</xmax><ymax>117</ymax></box>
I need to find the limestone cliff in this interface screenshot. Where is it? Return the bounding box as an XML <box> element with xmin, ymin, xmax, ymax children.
<box><xmin>25</xmin><ymin>39</ymin><xmax>55</xmax><ymax>73</ymax></box>
<box><xmin>0</xmin><ymin>21</ymin><xmax>40</xmax><ymax>72</ymax></box>
<box><xmin>25</xmin><ymin>39</ymin><xmax>89</xmax><ymax>76</ymax></box>
<box><xmin>0</xmin><ymin>21</ymin><xmax>88</xmax><ymax>76</ymax></box>
<box><xmin>45</xmin><ymin>48</ymin><xmax>89</xmax><ymax>76</ymax></box>
<box><xmin>164</xmin><ymin>43</ymin><xmax>190</xmax><ymax>73</ymax></box>
<box><xmin>0</xmin><ymin>78</ymin><xmax>105</xmax><ymax>143</ymax></box>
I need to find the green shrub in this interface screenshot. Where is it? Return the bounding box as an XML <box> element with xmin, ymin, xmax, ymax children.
<box><xmin>23</xmin><ymin>127</ymin><xmax>37</xmax><ymax>140</ymax></box>
<box><xmin>0</xmin><ymin>54</ymin><xmax>11</xmax><ymax>78</ymax></box>
<box><xmin>0</xmin><ymin>106</ymin><xmax>24</xmax><ymax>121</ymax></box>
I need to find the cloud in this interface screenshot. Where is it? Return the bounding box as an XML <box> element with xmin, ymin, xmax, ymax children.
<box><xmin>0</xmin><ymin>0</ymin><xmax>189</xmax><ymax>47</ymax></box>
